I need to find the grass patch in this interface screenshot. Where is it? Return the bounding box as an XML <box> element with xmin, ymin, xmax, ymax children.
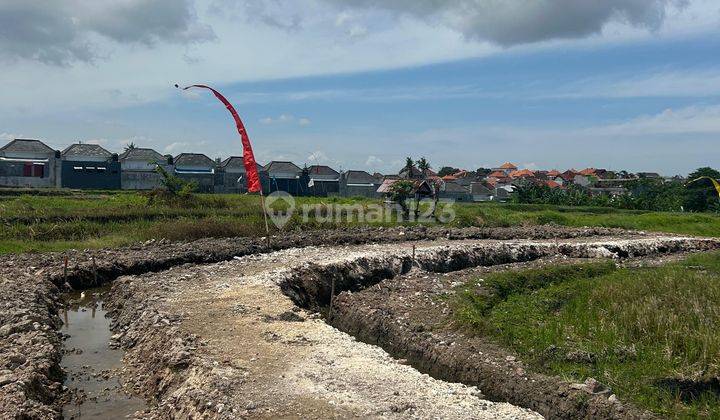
<box><xmin>1</xmin><ymin>191</ymin><xmax>720</xmax><ymax>254</ymax></box>
<box><xmin>452</xmin><ymin>253</ymin><xmax>720</xmax><ymax>418</ymax></box>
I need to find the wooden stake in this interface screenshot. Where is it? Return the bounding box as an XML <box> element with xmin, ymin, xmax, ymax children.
<box><xmin>259</xmin><ymin>188</ymin><xmax>271</xmax><ymax>248</ymax></box>
<box><xmin>91</xmin><ymin>256</ymin><xmax>97</xmax><ymax>286</ymax></box>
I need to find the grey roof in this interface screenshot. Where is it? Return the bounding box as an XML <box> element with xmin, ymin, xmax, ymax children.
<box><xmin>62</xmin><ymin>143</ymin><xmax>112</xmax><ymax>159</ymax></box>
<box><xmin>119</xmin><ymin>147</ymin><xmax>164</xmax><ymax>162</ymax></box>
<box><xmin>263</xmin><ymin>161</ymin><xmax>302</xmax><ymax>174</ymax></box>
<box><xmin>444</xmin><ymin>181</ymin><xmax>469</xmax><ymax>193</ymax></box>
<box><xmin>0</xmin><ymin>139</ymin><xmax>54</xmax><ymax>154</ymax></box>
<box><xmin>308</xmin><ymin>165</ymin><xmax>339</xmax><ymax>177</ymax></box>
<box><xmin>344</xmin><ymin>170</ymin><xmax>377</xmax><ymax>185</ymax></box>
<box><xmin>174</xmin><ymin>153</ymin><xmax>215</xmax><ymax>168</ymax></box>
<box><xmin>220</xmin><ymin>156</ymin><xmax>264</xmax><ymax>172</ymax></box>
<box><xmin>471</xmin><ymin>182</ymin><xmax>493</xmax><ymax>195</ymax></box>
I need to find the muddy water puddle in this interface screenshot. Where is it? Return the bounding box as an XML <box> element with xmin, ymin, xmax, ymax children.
<box><xmin>61</xmin><ymin>288</ymin><xmax>146</xmax><ymax>419</ymax></box>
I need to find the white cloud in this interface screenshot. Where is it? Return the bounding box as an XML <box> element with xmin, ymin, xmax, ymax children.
<box><xmin>320</xmin><ymin>0</ymin><xmax>688</xmax><ymax>45</ymax></box>
<box><xmin>0</xmin><ymin>0</ymin><xmax>214</xmax><ymax>66</ymax></box>
<box><xmin>365</xmin><ymin>155</ymin><xmax>383</xmax><ymax>167</ymax></box>
<box><xmin>260</xmin><ymin>114</ymin><xmax>312</xmax><ymax>126</ymax></box>
<box><xmin>548</xmin><ymin>69</ymin><xmax>720</xmax><ymax>99</ymax></box>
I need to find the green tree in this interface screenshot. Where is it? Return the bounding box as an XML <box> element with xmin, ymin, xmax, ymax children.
<box><xmin>402</xmin><ymin>157</ymin><xmax>416</xmax><ymax>179</ymax></box>
<box><xmin>124</xmin><ymin>142</ymin><xmax>136</xmax><ymax>153</ymax></box>
<box><xmin>684</xmin><ymin>167</ymin><xmax>720</xmax><ymax>212</ymax></box>
<box><xmin>417</xmin><ymin>157</ymin><xmax>431</xmax><ymax>173</ymax></box>
<box><xmin>389</xmin><ymin>180</ymin><xmax>415</xmax><ymax>218</ymax></box>
<box><xmin>437</xmin><ymin>166</ymin><xmax>458</xmax><ymax>177</ymax></box>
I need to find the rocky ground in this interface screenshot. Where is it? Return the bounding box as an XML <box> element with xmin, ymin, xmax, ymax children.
<box><xmin>0</xmin><ymin>226</ymin><xmax>716</xmax><ymax>418</ymax></box>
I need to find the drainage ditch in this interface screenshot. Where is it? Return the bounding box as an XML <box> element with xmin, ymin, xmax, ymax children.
<box><xmin>60</xmin><ymin>287</ymin><xmax>147</xmax><ymax>419</ymax></box>
<box><xmin>279</xmin><ymin>237</ymin><xmax>719</xmax><ymax>419</ymax></box>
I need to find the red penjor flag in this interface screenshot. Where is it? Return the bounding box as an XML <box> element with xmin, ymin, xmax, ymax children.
<box><xmin>176</xmin><ymin>84</ymin><xmax>262</xmax><ymax>193</ymax></box>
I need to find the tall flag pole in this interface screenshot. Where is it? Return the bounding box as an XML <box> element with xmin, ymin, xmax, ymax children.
<box><xmin>176</xmin><ymin>84</ymin><xmax>271</xmax><ymax>243</ymax></box>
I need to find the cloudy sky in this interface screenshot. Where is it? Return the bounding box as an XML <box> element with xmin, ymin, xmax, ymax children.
<box><xmin>1</xmin><ymin>0</ymin><xmax>720</xmax><ymax>175</ymax></box>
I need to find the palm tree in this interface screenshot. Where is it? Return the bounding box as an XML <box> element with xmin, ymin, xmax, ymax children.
<box><xmin>417</xmin><ymin>157</ymin><xmax>430</xmax><ymax>177</ymax></box>
<box><xmin>403</xmin><ymin>157</ymin><xmax>415</xmax><ymax>179</ymax></box>
<box><xmin>124</xmin><ymin>142</ymin><xmax>137</xmax><ymax>153</ymax></box>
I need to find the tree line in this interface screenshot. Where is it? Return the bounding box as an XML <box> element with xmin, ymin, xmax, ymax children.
<box><xmin>512</xmin><ymin>167</ymin><xmax>720</xmax><ymax>213</ymax></box>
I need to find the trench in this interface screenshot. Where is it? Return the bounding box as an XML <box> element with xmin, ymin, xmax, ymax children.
<box><xmin>278</xmin><ymin>238</ymin><xmax>720</xmax><ymax>419</ymax></box>
<box><xmin>50</xmin><ymin>236</ymin><xmax>718</xmax><ymax>418</ymax></box>
<box><xmin>60</xmin><ymin>287</ymin><xmax>146</xmax><ymax>419</ymax></box>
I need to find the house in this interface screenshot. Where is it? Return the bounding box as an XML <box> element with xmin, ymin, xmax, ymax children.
<box><xmin>306</xmin><ymin>165</ymin><xmax>340</xmax><ymax>197</ymax></box>
<box><xmin>341</xmin><ymin>170</ymin><xmax>381</xmax><ymax>198</ymax></box>
<box><xmin>440</xmin><ymin>181</ymin><xmax>471</xmax><ymax>201</ymax></box>
<box><xmin>508</xmin><ymin>169</ymin><xmax>535</xmax><ymax>179</ymax></box>
<box><xmin>61</xmin><ymin>143</ymin><xmax>120</xmax><ymax>189</ymax></box>
<box><xmin>398</xmin><ymin>166</ymin><xmax>423</xmax><ymax>179</ymax></box>
<box><xmin>451</xmin><ymin>170</ymin><xmax>477</xmax><ymax>187</ymax></box>
<box><xmin>494</xmin><ymin>185</ymin><xmax>516</xmax><ymax>202</ymax></box>
<box><xmin>491</xmin><ymin>162</ymin><xmax>518</xmax><ymax>176</ymax></box>
<box><xmin>119</xmin><ymin>147</ymin><xmax>172</xmax><ymax>190</ymax></box>
<box><xmin>471</xmin><ymin>182</ymin><xmax>494</xmax><ymax>202</ymax></box>
<box><xmin>0</xmin><ymin>139</ymin><xmax>60</xmax><ymax>188</ymax></box>
<box><xmin>376</xmin><ymin>178</ymin><xmax>434</xmax><ymax>200</ymax></box>
<box><xmin>637</xmin><ymin>172</ymin><xmax>661</xmax><ymax>179</ymax></box>
<box><xmin>217</xmin><ymin>156</ymin><xmax>265</xmax><ymax>193</ymax></box>
<box><xmin>173</xmin><ymin>153</ymin><xmax>216</xmax><ymax>193</ymax></box>
<box><xmin>264</xmin><ymin>161</ymin><xmax>304</xmax><ymax>195</ymax></box>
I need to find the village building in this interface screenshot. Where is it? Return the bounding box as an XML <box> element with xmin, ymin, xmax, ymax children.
<box><xmin>470</xmin><ymin>182</ymin><xmax>494</xmax><ymax>202</ymax></box>
<box><xmin>341</xmin><ymin>170</ymin><xmax>381</xmax><ymax>198</ymax></box>
<box><xmin>306</xmin><ymin>165</ymin><xmax>340</xmax><ymax>197</ymax></box>
<box><xmin>263</xmin><ymin>161</ymin><xmax>305</xmax><ymax>195</ymax></box>
<box><xmin>119</xmin><ymin>147</ymin><xmax>172</xmax><ymax>190</ymax></box>
<box><xmin>439</xmin><ymin>181</ymin><xmax>472</xmax><ymax>201</ymax></box>
<box><xmin>61</xmin><ymin>143</ymin><xmax>120</xmax><ymax>189</ymax></box>
<box><xmin>0</xmin><ymin>139</ymin><xmax>61</xmax><ymax>188</ymax></box>
<box><xmin>173</xmin><ymin>153</ymin><xmax>216</xmax><ymax>193</ymax></box>
<box><xmin>216</xmin><ymin>156</ymin><xmax>265</xmax><ymax>193</ymax></box>
<box><xmin>491</xmin><ymin>162</ymin><xmax>518</xmax><ymax>176</ymax></box>
<box><xmin>376</xmin><ymin>178</ymin><xmax>434</xmax><ymax>201</ymax></box>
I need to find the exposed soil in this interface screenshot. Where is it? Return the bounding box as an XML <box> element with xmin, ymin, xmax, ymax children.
<box><xmin>104</xmin><ymin>235</ymin><xmax>714</xmax><ymax>418</ymax></box>
<box><xmin>0</xmin><ymin>226</ymin><xmax>715</xmax><ymax>418</ymax></box>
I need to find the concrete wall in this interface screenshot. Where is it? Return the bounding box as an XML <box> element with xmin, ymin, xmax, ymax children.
<box><xmin>0</xmin><ymin>156</ymin><xmax>60</xmax><ymax>188</ymax></box>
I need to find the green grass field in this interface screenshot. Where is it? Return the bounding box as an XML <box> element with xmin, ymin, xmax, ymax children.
<box><xmin>453</xmin><ymin>254</ymin><xmax>720</xmax><ymax>418</ymax></box>
<box><xmin>1</xmin><ymin>190</ymin><xmax>719</xmax><ymax>253</ymax></box>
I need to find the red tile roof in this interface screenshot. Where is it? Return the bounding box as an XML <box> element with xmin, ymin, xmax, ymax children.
<box><xmin>508</xmin><ymin>169</ymin><xmax>535</xmax><ymax>178</ymax></box>
<box><xmin>499</xmin><ymin>162</ymin><xmax>517</xmax><ymax>169</ymax></box>
<box><xmin>545</xmin><ymin>180</ymin><xmax>561</xmax><ymax>189</ymax></box>
<box><xmin>488</xmin><ymin>170</ymin><xmax>506</xmax><ymax>178</ymax></box>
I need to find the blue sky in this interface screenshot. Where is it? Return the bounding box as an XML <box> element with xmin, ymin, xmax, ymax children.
<box><xmin>1</xmin><ymin>0</ymin><xmax>720</xmax><ymax>175</ymax></box>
